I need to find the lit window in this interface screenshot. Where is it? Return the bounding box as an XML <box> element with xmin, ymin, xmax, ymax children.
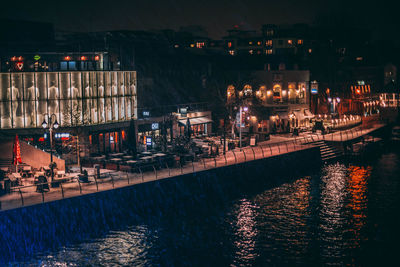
<box><xmin>190</xmin><ymin>44</ymin><xmax>195</xmax><ymax>48</ymax></box>
<box><xmin>196</xmin><ymin>42</ymin><xmax>205</xmax><ymax>48</ymax></box>
<box><xmin>266</xmin><ymin>49</ymin><xmax>273</xmax><ymax>55</ymax></box>
<box><xmin>308</xmin><ymin>48</ymin><xmax>312</xmax><ymax>54</ymax></box>
<box><xmin>356</xmin><ymin>57</ymin><xmax>363</xmax><ymax>61</ymax></box>
<box><xmin>257</xmin><ymin>41</ymin><xmax>261</xmax><ymax>45</ymax></box>
<box><xmin>297</xmin><ymin>39</ymin><xmax>303</xmax><ymax>45</ymax></box>
<box><xmin>288</xmin><ymin>39</ymin><xmax>293</xmax><ymax>45</ymax></box>
<box><xmin>249</xmin><ymin>41</ymin><xmax>253</xmax><ymax>45</ymax></box>
<box><xmin>229</xmin><ymin>50</ymin><xmax>235</xmax><ymax>56</ymax></box>
<box><xmin>265</xmin><ymin>40</ymin><xmax>272</xmax><ymax>46</ymax></box>
<box><xmin>174</xmin><ymin>44</ymin><xmax>179</xmax><ymax>48</ymax></box>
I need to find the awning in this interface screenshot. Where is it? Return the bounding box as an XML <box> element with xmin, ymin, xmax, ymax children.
<box><xmin>179</xmin><ymin>117</ymin><xmax>213</xmax><ymax>126</ymax></box>
<box><xmin>303</xmin><ymin>109</ymin><xmax>314</xmax><ymax>119</ymax></box>
<box><xmin>292</xmin><ymin>110</ymin><xmax>305</xmax><ymax>120</ymax></box>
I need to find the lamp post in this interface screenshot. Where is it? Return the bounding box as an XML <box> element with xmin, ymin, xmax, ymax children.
<box><xmin>42</xmin><ymin>113</ymin><xmax>59</xmax><ymax>186</ymax></box>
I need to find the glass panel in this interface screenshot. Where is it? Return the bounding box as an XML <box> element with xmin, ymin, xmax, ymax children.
<box><xmin>104</xmin><ymin>72</ymin><xmax>111</xmax><ymax>97</ymax></box>
<box><xmin>36</xmin><ymin>73</ymin><xmax>47</xmax><ymax>126</ymax></box>
<box><xmin>11</xmin><ymin>73</ymin><xmax>23</xmax><ymax>128</ymax></box>
<box><xmin>111</xmin><ymin>72</ymin><xmax>118</xmax><ymax>97</ymax></box>
<box><xmin>47</xmin><ymin>72</ymin><xmax>59</xmax><ymax>121</ymax></box>
<box><xmin>112</xmin><ymin>97</ymin><xmax>118</xmax><ymax>121</ymax></box>
<box><xmin>125</xmin><ymin>96</ymin><xmax>132</xmax><ymax>119</ymax></box>
<box><xmin>24</xmin><ymin>73</ymin><xmax>38</xmax><ymax>127</ymax></box>
<box><xmin>105</xmin><ymin>97</ymin><xmax>112</xmax><ymax>122</ymax></box>
<box><xmin>97</xmin><ymin>71</ymin><xmax>105</xmax><ymax>97</ymax></box>
<box><xmin>71</xmin><ymin>72</ymin><xmax>81</xmax><ymax>99</ymax></box>
<box><xmin>118</xmin><ymin>72</ymin><xmax>124</xmax><ymax>96</ymax></box>
<box><xmin>0</xmin><ymin>74</ymin><xmax>11</xmax><ymax>128</ymax></box>
<box><xmin>118</xmin><ymin>97</ymin><xmax>125</xmax><ymax>120</ymax></box>
<box><xmin>60</xmin><ymin>72</ymin><xmax>71</xmax><ymax>126</ymax></box>
<box><xmin>90</xmin><ymin>72</ymin><xmax>97</xmax><ymax>98</ymax></box>
<box><xmin>71</xmin><ymin>72</ymin><xmax>82</xmax><ymax>125</ymax></box>
<box><xmin>82</xmin><ymin>72</ymin><xmax>90</xmax><ymax>98</ymax></box>
<box><xmin>91</xmin><ymin>98</ymin><xmax>98</xmax><ymax>124</ymax></box>
<box><xmin>124</xmin><ymin>72</ymin><xmax>130</xmax><ymax>96</ymax></box>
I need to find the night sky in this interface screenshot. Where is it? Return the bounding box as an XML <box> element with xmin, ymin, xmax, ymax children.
<box><xmin>1</xmin><ymin>0</ymin><xmax>398</xmax><ymax>40</ymax></box>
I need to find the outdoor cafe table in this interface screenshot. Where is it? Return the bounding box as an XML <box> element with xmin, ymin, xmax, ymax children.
<box><xmin>109</xmin><ymin>153</ymin><xmax>124</xmax><ymax>158</ymax></box>
<box><xmin>140</xmin><ymin>156</ymin><xmax>155</xmax><ymax>162</ymax></box>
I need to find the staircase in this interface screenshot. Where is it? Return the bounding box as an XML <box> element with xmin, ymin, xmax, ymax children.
<box><xmin>310</xmin><ymin>140</ymin><xmax>344</xmax><ymax>161</ymax></box>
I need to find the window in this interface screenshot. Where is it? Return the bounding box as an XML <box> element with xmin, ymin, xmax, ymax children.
<box><xmin>297</xmin><ymin>39</ymin><xmax>303</xmax><ymax>45</ymax></box>
<box><xmin>266</xmin><ymin>49</ymin><xmax>273</xmax><ymax>55</ymax></box>
<box><xmin>265</xmin><ymin>40</ymin><xmax>272</xmax><ymax>46</ymax></box>
<box><xmin>249</xmin><ymin>49</ymin><xmax>253</xmax><ymax>55</ymax></box>
<box><xmin>190</xmin><ymin>44</ymin><xmax>195</xmax><ymax>48</ymax></box>
<box><xmin>288</xmin><ymin>39</ymin><xmax>293</xmax><ymax>45</ymax></box>
<box><xmin>196</xmin><ymin>42</ymin><xmax>205</xmax><ymax>48</ymax></box>
<box><xmin>257</xmin><ymin>41</ymin><xmax>261</xmax><ymax>46</ymax></box>
<box><xmin>229</xmin><ymin>50</ymin><xmax>235</xmax><ymax>56</ymax></box>
<box><xmin>308</xmin><ymin>48</ymin><xmax>312</xmax><ymax>54</ymax></box>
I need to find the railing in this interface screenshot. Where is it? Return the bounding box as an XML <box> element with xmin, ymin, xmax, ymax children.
<box><xmin>1</xmin><ymin>123</ymin><xmax>382</xmax><ymax>211</ymax></box>
<box><xmin>0</xmin><ymin>138</ymin><xmax>315</xmax><ymax>211</ymax></box>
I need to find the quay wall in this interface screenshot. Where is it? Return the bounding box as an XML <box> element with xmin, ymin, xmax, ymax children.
<box><xmin>0</xmin><ymin>146</ymin><xmax>321</xmax><ymax>263</ymax></box>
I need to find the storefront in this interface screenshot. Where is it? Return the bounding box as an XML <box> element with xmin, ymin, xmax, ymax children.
<box><xmin>177</xmin><ymin>116</ymin><xmax>213</xmax><ymax>136</ymax></box>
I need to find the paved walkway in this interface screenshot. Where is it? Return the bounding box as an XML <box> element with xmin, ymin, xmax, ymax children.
<box><xmin>0</xmin><ymin>123</ymin><xmax>386</xmax><ymax>212</ymax></box>
<box><xmin>0</xmin><ymin>139</ymin><xmax>314</xmax><ymax>211</ymax></box>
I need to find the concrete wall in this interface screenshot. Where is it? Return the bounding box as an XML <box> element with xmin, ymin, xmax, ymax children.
<box><xmin>19</xmin><ymin>141</ymin><xmax>65</xmax><ymax>171</ymax></box>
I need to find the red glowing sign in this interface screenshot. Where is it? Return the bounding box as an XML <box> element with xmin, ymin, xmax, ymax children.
<box><xmin>80</xmin><ymin>56</ymin><xmax>87</xmax><ymax>61</ymax></box>
<box><xmin>64</xmin><ymin>56</ymin><xmax>71</xmax><ymax>61</ymax></box>
<box><xmin>38</xmin><ymin>137</ymin><xmax>45</xmax><ymax>142</ymax></box>
<box><xmin>16</xmin><ymin>62</ymin><xmax>24</xmax><ymax>70</ymax></box>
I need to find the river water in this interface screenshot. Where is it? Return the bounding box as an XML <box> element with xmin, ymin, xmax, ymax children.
<box><xmin>14</xmin><ymin>147</ymin><xmax>400</xmax><ymax>266</ymax></box>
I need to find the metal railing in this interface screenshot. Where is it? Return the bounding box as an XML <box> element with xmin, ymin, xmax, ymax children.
<box><xmin>0</xmin><ymin>138</ymin><xmax>315</xmax><ymax>211</ymax></box>
<box><xmin>1</xmin><ymin>123</ymin><xmax>382</xmax><ymax>212</ymax></box>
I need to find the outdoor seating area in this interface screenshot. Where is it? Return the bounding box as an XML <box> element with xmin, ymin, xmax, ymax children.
<box><xmin>84</xmin><ymin>150</ymin><xmax>175</xmax><ymax>172</ymax></box>
<box><xmin>0</xmin><ymin>165</ymin><xmax>70</xmax><ymax>195</ymax></box>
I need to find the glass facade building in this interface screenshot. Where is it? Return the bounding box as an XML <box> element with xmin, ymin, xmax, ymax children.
<box><xmin>0</xmin><ymin>71</ymin><xmax>137</xmax><ymax>129</ymax></box>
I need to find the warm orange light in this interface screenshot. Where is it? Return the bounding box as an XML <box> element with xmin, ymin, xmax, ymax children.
<box><xmin>18</xmin><ymin>56</ymin><xmax>23</xmax><ymax>61</ymax></box>
<box><xmin>64</xmin><ymin>56</ymin><xmax>71</xmax><ymax>61</ymax></box>
<box><xmin>80</xmin><ymin>56</ymin><xmax>87</xmax><ymax>61</ymax></box>
<box><xmin>228</xmin><ymin>42</ymin><xmax>232</xmax><ymax>48</ymax></box>
<box><xmin>94</xmin><ymin>55</ymin><xmax>100</xmax><ymax>61</ymax></box>
<box><xmin>11</xmin><ymin>56</ymin><xmax>17</xmax><ymax>62</ymax></box>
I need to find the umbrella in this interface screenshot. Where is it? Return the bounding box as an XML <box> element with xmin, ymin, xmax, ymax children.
<box><xmin>186</xmin><ymin>117</ymin><xmax>192</xmax><ymax>139</ymax></box>
<box><xmin>13</xmin><ymin>134</ymin><xmax>22</xmax><ymax>165</ymax></box>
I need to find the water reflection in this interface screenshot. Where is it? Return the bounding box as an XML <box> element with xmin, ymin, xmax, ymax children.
<box><xmin>347</xmin><ymin>165</ymin><xmax>370</xmax><ymax>248</ymax></box>
<box><xmin>33</xmin><ymin>225</ymin><xmax>155</xmax><ymax>266</ymax></box>
<box><xmin>10</xmin><ymin>150</ymin><xmax>400</xmax><ymax>266</ymax></box>
<box><xmin>231</xmin><ymin>199</ymin><xmax>259</xmax><ymax>265</ymax></box>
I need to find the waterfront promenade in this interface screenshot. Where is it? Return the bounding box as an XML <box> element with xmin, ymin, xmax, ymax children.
<box><xmin>0</xmin><ymin>123</ymin><xmax>385</xmax><ymax>212</ymax></box>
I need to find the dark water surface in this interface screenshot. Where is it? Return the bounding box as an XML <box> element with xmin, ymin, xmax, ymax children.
<box><xmin>13</xmin><ymin>148</ymin><xmax>400</xmax><ymax>266</ymax></box>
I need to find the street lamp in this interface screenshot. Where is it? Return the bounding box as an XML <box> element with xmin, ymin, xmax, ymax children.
<box><xmin>42</xmin><ymin>113</ymin><xmax>59</xmax><ymax>186</ymax></box>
